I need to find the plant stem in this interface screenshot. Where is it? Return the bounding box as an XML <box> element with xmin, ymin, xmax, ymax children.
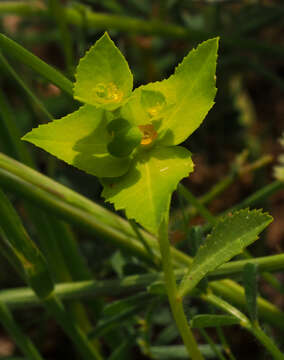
<box><xmin>159</xmin><ymin>217</ymin><xmax>204</xmax><ymax>360</ymax></box>
<box><xmin>0</xmin><ymin>34</ymin><xmax>73</xmax><ymax>96</ymax></box>
<box><xmin>200</xmin><ymin>154</ymin><xmax>272</xmax><ymax>206</ymax></box>
<box><xmin>216</xmin><ymin>327</ymin><xmax>236</xmax><ymax>360</ymax></box>
<box><xmin>0</xmin><ymin>89</ymin><xmax>101</xmax><ymax>344</ymax></box>
<box><xmin>0</xmin><ymin>302</ymin><xmax>44</xmax><ymax>360</ymax></box>
<box><xmin>129</xmin><ymin>219</ymin><xmax>158</xmax><ymax>266</ymax></box>
<box><xmin>178</xmin><ymin>184</ymin><xmax>216</xmax><ymax>224</ymax></box>
<box><xmin>1</xmin><ymin>2</ymin><xmax>284</xmax><ymax>59</ymax></box>
<box><xmin>44</xmin><ymin>294</ymin><xmax>103</xmax><ymax>360</ymax></box>
<box><xmin>1</xmin><ymin>154</ymin><xmax>284</xmax><ymax>330</ymax></box>
<box><xmin>0</xmin><ymin>51</ymin><xmax>52</xmax><ymax>121</ymax></box>
<box><xmin>251</xmin><ymin>324</ymin><xmax>284</xmax><ymax>360</ymax></box>
<box><xmin>228</xmin><ymin>180</ymin><xmax>284</xmax><ymax>213</ymax></box>
<box><xmin>48</xmin><ymin>0</ymin><xmax>74</xmax><ymax>75</ymax></box>
<box><xmin>1</xmin><ymin>252</ymin><xmax>284</xmax><ymax>310</ymax></box>
<box><xmin>203</xmin><ymin>293</ymin><xmax>284</xmax><ymax>360</ymax></box>
<box><xmin>199</xmin><ymin>328</ymin><xmax>226</xmax><ymax>360</ymax></box>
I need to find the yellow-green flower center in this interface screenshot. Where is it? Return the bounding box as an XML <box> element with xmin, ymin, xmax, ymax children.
<box><xmin>139</xmin><ymin>124</ymin><xmax>157</xmax><ymax>146</ymax></box>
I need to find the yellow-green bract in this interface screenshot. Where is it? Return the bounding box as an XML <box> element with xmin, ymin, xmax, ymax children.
<box><xmin>23</xmin><ymin>33</ymin><xmax>219</xmax><ymax>235</ymax></box>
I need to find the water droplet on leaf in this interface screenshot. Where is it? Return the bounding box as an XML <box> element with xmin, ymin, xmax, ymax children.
<box><xmin>93</xmin><ymin>82</ymin><xmax>123</xmax><ymax>104</ymax></box>
<box><xmin>141</xmin><ymin>90</ymin><xmax>166</xmax><ymax>118</ymax></box>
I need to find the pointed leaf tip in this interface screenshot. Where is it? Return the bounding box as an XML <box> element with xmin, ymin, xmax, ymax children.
<box><xmin>74</xmin><ymin>32</ymin><xmax>133</xmax><ymax>111</ymax></box>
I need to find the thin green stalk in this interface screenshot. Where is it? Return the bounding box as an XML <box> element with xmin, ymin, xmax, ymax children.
<box><xmin>179</xmin><ymin>154</ymin><xmax>274</xmax><ymax>225</ymax></box>
<box><xmin>216</xmin><ymin>327</ymin><xmax>236</xmax><ymax>360</ymax></box>
<box><xmin>0</xmin><ymin>88</ymin><xmax>33</xmax><ymax>166</ymax></box>
<box><xmin>199</xmin><ymin>328</ymin><xmax>226</xmax><ymax>360</ymax></box>
<box><xmin>129</xmin><ymin>219</ymin><xmax>158</xmax><ymax>266</ymax></box>
<box><xmin>178</xmin><ymin>184</ymin><xmax>216</xmax><ymax>224</ymax></box>
<box><xmin>202</xmin><ymin>293</ymin><xmax>284</xmax><ymax>360</ymax></box>
<box><xmin>228</xmin><ymin>180</ymin><xmax>284</xmax><ymax>213</ymax></box>
<box><xmin>0</xmin><ymin>89</ymin><xmax>100</xmax><ymax>341</ymax></box>
<box><xmin>0</xmin><ymin>253</ymin><xmax>283</xmax><ymax>310</ymax></box>
<box><xmin>1</xmin><ymin>156</ymin><xmax>284</xmax><ymax>330</ymax></box>
<box><xmin>199</xmin><ymin>155</ymin><xmax>272</xmax><ymax>206</ymax></box>
<box><xmin>251</xmin><ymin>324</ymin><xmax>284</xmax><ymax>360</ymax></box>
<box><xmin>43</xmin><ymin>294</ymin><xmax>102</xmax><ymax>360</ymax></box>
<box><xmin>159</xmin><ymin>217</ymin><xmax>204</xmax><ymax>360</ymax></box>
<box><xmin>0</xmin><ymin>187</ymin><xmax>54</xmax><ymax>299</ymax></box>
<box><xmin>0</xmin><ymin>34</ymin><xmax>73</xmax><ymax>96</ymax></box>
<box><xmin>175</xmin><ymin>154</ymin><xmax>272</xmax><ymax>223</ymax></box>
<box><xmin>2</xmin><ymin>2</ymin><xmax>284</xmax><ymax>59</ymax></box>
<box><xmin>0</xmin><ymin>88</ymin><xmax>100</xmax><ymax>341</ymax></box>
<box><xmin>48</xmin><ymin>0</ymin><xmax>74</xmax><ymax>74</ymax></box>
<box><xmin>0</xmin><ymin>188</ymin><xmax>102</xmax><ymax>360</ymax></box>
<box><xmin>222</xmin><ymin>56</ymin><xmax>284</xmax><ymax>92</ymax></box>
<box><xmin>0</xmin><ymin>230</ymin><xmax>23</xmax><ymax>276</ymax></box>
<box><xmin>0</xmin><ymin>302</ymin><xmax>44</xmax><ymax>360</ymax></box>
<box><xmin>0</xmin><ymin>52</ymin><xmax>53</xmax><ymax>121</ymax></box>
<box><xmin>50</xmin><ymin>218</ymin><xmax>93</xmax><ymax>281</ymax></box>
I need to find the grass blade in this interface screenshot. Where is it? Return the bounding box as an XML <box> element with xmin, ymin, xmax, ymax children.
<box><xmin>0</xmin><ymin>34</ymin><xmax>73</xmax><ymax>95</ymax></box>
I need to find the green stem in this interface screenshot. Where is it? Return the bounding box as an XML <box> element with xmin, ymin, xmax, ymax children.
<box><xmin>159</xmin><ymin>217</ymin><xmax>204</xmax><ymax>360</ymax></box>
<box><xmin>0</xmin><ymin>302</ymin><xmax>44</xmax><ymax>360</ymax></box>
<box><xmin>129</xmin><ymin>219</ymin><xmax>158</xmax><ymax>266</ymax></box>
<box><xmin>200</xmin><ymin>155</ymin><xmax>272</xmax><ymax>206</ymax></box>
<box><xmin>1</xmin><ymin>154</ymin><xmax>284</xmax><ymax>330</ymax></box>
<box><xmin>44</xmin><ymin>294</ymin><xmax>103</xmax><ymax>360</ymax></box>
<box><xmin>0</xmin><ymin>187</ymin><xmax>102</xmax><ymax>360</ymax></box>
<box><xmin>1</xmin><ymin>2</ymin><xmax>284</xmax><ymax>59</ymax></box>
<box><xmin>251</xmin><ymin>324</ymin><xmax>284</xmax><ymax>360</ymax></box>
<box><xmin>1</xmin><ymin>251</ymin><xmax>284</xmax><ymax>310</ymax></box>
<box><xmin>216</xmin><ymin>327</ymin><xmax>236</xmax><ymax>360</ymax></box>
<box><xmin>48</xmin><ymin>0</ymin><xmax>74</xmax><ymax>74</ymax></box>
<box><xmin>199</xmin><ymin>328</ymin><xmax>226</xmax><ymax>360</ymax></box>
<box><xmin>228</xmin><ymin>180</ymin><xmax>284</xmax><ymax>213</ymax></box>
<box><xmin>0</xmin><ymin>34</ymin><xmax>73</xmax><ymax>96</ymax></box>
<box><xmin>178</xmin><ymin>184</ymin><xmax>216</xmax><ymax>224</ymax></box>
<box><xmin>0</xmin><ymin>88</ymin><xmax>34</xmax><ymax>166</ymax></box>
<box><xmin>175</xmin><ymin>154</ymin><xmax>272</xmax><ymax>223</ymax></box>
<box><xmin>0</xmin><ymin>51</ymin><xmax>52</xmax><ymax>121</ymax></box>
<box><xmin>203</xmin><ymin>293</ymin><xmax>284</xmax><ymax>360</ymax></box>
<box><xmin>0</xmin><ymin>89</ymin><xmax>100</xmax><ymax>344</ymax></box>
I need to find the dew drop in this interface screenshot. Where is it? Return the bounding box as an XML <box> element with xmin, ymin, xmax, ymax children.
<box><xmin>147</xmin><ymin>98</ymin><xmax>166</xmax><ymax>118</ymax></box>
<box><xmin>93</xmin><ymin>82</ymin><xmax>123</xmax><ymax>103</ymax></box>
<box><xmin>141</xmin><ymin>90</ymin><xmax>166</xmax><ymax>118</ymax></box>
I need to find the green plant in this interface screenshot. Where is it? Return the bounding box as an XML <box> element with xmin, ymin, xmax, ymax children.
<box><xmin>0</xmin><ymin>5</ymin><xmax>284</xmax><ymax>357</ymax></box>
<box><xmin>17</xmin><ymin>33</ymin><xmax>281</xmax><ymax>359</ymax></box>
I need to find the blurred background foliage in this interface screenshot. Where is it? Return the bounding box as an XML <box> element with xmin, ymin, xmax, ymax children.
<box><xmin>0</xmin><ymin>0</ymin><xmax>283</xmax><ymax>359</ymax></box>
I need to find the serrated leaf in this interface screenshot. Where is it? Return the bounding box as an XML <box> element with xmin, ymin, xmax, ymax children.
<box><xmin>190</xmin><ymin>315</ymin><xmax>240</xmax><ymax>328</ymax></box>
<box><xmin>121</xmin><ymin>38</ymin><xmax>218</xmax><ymax>145</ymax></box>
<box><xmin>102</xmin><ymin>146</ymin><xmax>194</xmax><ymax>235</ymax></box>
<box><xmin>22</xmin><ymin>105</ymin><xmax>131</xmax><ymax>177</ymax></box>
<box><xmin>74</xmin><ymin>32</ymin><xmax>133</xmax><ymax>111</ymax></box>
<box><xmin>178</xmin><ymin>209</ymin><xmax>273</xmax><ymax>298</ymax></box>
